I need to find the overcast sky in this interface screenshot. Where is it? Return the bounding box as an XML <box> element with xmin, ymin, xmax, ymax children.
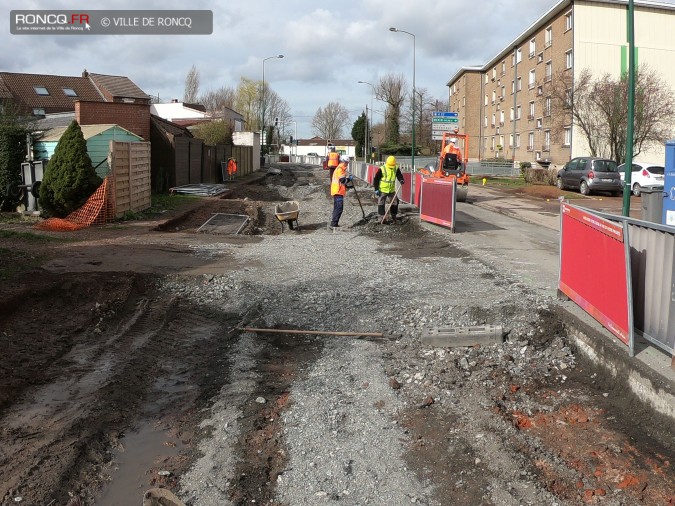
<box><xmin>3</xmin><ymin>0</ymin><xmax>675</xmax><ymax>139</ymax></box>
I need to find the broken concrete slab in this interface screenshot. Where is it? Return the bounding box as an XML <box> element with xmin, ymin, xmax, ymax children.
<box><xmin>421</xmin><ymin>325</ymin><xmax>504</xmax><ymax>348</ymax></box>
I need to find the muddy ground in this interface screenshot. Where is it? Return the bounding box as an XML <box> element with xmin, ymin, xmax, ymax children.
<box><xmin>0</xmin><ymin>166</ymin><xmax>672</xmax><ymax>506</ymax></box>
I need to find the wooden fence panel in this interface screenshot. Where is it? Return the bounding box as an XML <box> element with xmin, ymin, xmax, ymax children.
<box><xmin>111</xmin><ymin>141</ymin><xmax>151</xmax><ymax>217</ymax></box>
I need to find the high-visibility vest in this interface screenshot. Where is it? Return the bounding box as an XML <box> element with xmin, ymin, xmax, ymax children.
<box><xmin>378</xmin><ymin>165</ymin><xmax>397</xmax><ymax>193</ymax></box>
<box><xmin>327</xmin><ymin>151</ymin><xmax>340</xmax><ymax>168</ymax></box>
<box><xmin>331</xmin><ymin>165</ymin><xmax>347</xmax><ymax>196</ymax></box>
<box><xmin>227</xmin><ymin>159</ymin><xmax>237</xmax><ymax>174</ymax></box>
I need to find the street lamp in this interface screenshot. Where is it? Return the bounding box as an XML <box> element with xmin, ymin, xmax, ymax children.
<box><xmin>358</xmin><ymin>80</ymin><xmax>375</xmax><ymax>163</ymax></box>
<box><xmin>261</xmin><ymin>54</ymin><xmax>284</xmax><ymax>155</ymax></box>
<box><xmin>389</xmin><ymin>27</ymin><xmax>415</xmax><ymax>171</ymax></box>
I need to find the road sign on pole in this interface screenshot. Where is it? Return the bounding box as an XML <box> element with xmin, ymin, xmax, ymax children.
<box><xmin>433</xmin><ymin>112</ymin><xmax>458</xmax><ymax>117</ymax></box>
<box><xmin>432</xmin><ymin>117</ymin><xmax>459</xmax><ymax>123</ymax></box>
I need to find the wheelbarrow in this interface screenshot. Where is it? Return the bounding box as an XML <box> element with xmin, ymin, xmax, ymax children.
<box><xmin>275</xmin><ymin>200</ymin><xmax>300</xmax><ymax>232</ymax></box>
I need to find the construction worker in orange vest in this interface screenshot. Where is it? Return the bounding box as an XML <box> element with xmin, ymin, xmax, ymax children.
<box><xmin>326</xmin><ymin>146</ymin><xmax>340</xmax><ymax>180</ymax></box>
<box><xmin>227</xmin><ymin>157</ymin><xmax>237</xmax><ymax>180</ymax></box>
<box><xmin>438</xmin><ymin>137</ymin><xmax>463</xmax><ymax>175</ymax></box>
<box><xmin>329</xmin><ymin>155</ymin><xmax>352</xmax><ymax>229</ymax></box>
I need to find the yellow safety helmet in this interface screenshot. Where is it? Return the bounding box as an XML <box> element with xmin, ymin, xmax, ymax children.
<box><xmin>385</xmin><ymin>155</ymin><xmax>397</xmax><ymax>167</ymax></box>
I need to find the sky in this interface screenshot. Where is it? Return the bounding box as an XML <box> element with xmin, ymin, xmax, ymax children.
<box><xmin>3</xmin><ymin>0</ymin><xmax>675</xmax><ymax>139</ymax></box>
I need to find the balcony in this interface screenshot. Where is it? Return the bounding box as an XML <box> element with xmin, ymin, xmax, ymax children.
<box><xmin>545</xmin><ymin>40</ymin><xmax>552</xmax><ymax>48</ymax></box>
<box><xmin>542</xmin><ymin>144</ymin><xmax>551</xmax><ymax>151</ymax></box>
<box><xmin>499</xmin><ymin>121</ymin><xmax>505</xmax><ymax>126</ymax></box>
<box><xmin>529</xmin><ymin>51</ymin><xmax>535</xmax><ymax>58</ymax></box>
<box><xmin>527</xmin><ymin>114</ymin><xmax>535</xmax><ymax>120</ymax></box>
<box><xmin>491</xmin><ymin>123</ymin><xmax>496</xmax><ymax>128</ymax></box>
<box><xmin>544</xmin><ymin>75</ymin><xmax>552</xmax><ymax>83</ymax></box>
<box><xmin>527</xmin><ymin>145</ymin><xmax>534</xmax><ymax>151</ymax></box>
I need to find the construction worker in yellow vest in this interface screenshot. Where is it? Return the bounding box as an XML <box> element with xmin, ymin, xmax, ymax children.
<box><xmin>326</xmin><ymin>147</ymin><xmax>340</xmax><ymax>181</ymax></box>
<box><xmin>373</xmin><ymin>155</ymin><xmax>405</xmax><ymax>222</ymax></box>
<box><xmin>329</xmin><ymin>156</ymin><xmax>352</xmax><ymax>229</ymax></box>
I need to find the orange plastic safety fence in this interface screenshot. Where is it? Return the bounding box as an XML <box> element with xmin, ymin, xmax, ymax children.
<box><xmin>34</xmin><ymin>176</ymin><xmax>116</xmax><ymax>232</ymax></box>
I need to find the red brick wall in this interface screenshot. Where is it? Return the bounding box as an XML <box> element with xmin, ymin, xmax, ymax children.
<box><xmin>76</xmin><ymin>101</ymin><xmax>151</xmax><ymax>140</ymax></box>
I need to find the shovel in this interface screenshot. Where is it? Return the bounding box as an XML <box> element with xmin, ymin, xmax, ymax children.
<box><xmin>350</xmin><ymin>180</ymin><xmax>366</xmax><ymax>219</ymax></box>
<box><xmin>381</xmin><ymin>185</ymin><xmax>403</xmax><ymax>224</ymax></box>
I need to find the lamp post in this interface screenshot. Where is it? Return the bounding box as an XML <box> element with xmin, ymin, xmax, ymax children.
<box><xmin>389</xmin><ymin>27</ymin><xmax>415</xmax><ymax>171</ymax></box>
<box><xmin>261</xmin><ymin>54</ymin><xmax>284</xmax><ymax>155</ymax></box>
<box><xmin>358</xmin><ymin>80</ymin><xmax>374</xmax><ymax>163</ymax></box>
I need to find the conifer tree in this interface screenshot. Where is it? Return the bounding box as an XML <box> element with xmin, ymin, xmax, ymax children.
<box><xmin>39</xmin><ymin>121</ymin><xmax>102</xmax><ymax>217</ymax></box>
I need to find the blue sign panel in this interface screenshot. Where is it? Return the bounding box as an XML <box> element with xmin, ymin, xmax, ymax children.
<box><xmin>432</xmin><ymin>112</ymin><xmax>458</xmax><ymax>117</ymax></box>
<box><xmin>663</xmin><ymin>139</ymin><xmax>675</xmax><ymax>226</ymax></box>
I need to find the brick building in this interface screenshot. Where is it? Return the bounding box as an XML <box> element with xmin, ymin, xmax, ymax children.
<box><xmin>447</xmin><ymin>0</ymin><xmax>675</xmax><ymax>166</ymax></box>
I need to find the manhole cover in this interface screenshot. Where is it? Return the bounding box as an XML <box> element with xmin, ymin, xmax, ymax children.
<box><xmin>197</xmin><ymin>213</ymin><xmax>249</xmax><ymax>235</ymax></box>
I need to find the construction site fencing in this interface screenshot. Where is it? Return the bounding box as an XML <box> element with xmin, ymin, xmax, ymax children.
<box><xmin>394</xmin><ymin>156</ymin><xmax>521</xmax><ymax>177</ymax></box>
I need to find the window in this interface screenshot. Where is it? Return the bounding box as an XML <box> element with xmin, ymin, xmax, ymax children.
<box><xmin>462</xmin><ymin>96</ymin><xmax>466</xmax><ymax>106</ymax></box>
<box><xmin>517</xmin><ymin>77</ymin><xmax>522</xmax><ymax>91</ymax></box>
<box><xmin>509</xmin><ymin>134</ymin><xmax>514</xmax><ymax>147</ymax></box>
<box><xmin>566</xmin><ymin>49</ymin><xmax>573</xmax><ymax>69</ymax></box>
<box><xmin>516</xmin><ymin>105</ymin><xmax>521</xmax><ymax>120</ymax></box>
<box><xmin>491</xmin><ymin>137</ymin><xmax>496</xmax><ymax>150</ymax></box>
<box><xmin>499</xmin><ymin>111</ymin><xmax>505</xmax><ymax>125</ymax></box>
<box><xmin>484</xmin><ymin>94</ymin><xmax>488</xmax><ymax>106</ymax></box>
<box><xmin>545</xmin><ymin>61</ymin><xmax>552</xmax><ymax>82</ymax></box>
<box><xmin>33</xmin><ymin>86</ymin><xmax>49</xmax><ymax>96</ymax></box>
<box><xmin>62</xmin><ymin>87</ymin><xmax>77</xmax><ymax>97</ymax></box>
<box><xmin>537</xmin><ymin>52</ymin><xmax>544</xmax><ymax>64</ymax></box>
<box><xmin>544</xmin><ymin>130</ymin><xmax>551</xmax><ymax>150</ymax></box>
<box><xmin>492</xmin><ymin>67</ymin><xmax>497</xmax><ymax>80</ymax></box>
<box><xmin>563</xmin><ymin>127</ymin><xmax>572</xmax><ymax>146</ymax></box>
<box><xmin>510</xmin><ymin>107</ymin><xmax>515</xmax><ymax>121</ymax></box>
<box><xmin>545</xmin><ymin>97</ymin><xmax>551</xmax><ymax>117</ymax></box>
<box><xmin>501</xmin><ymin>61</ymin><xmax>506</xmax><ymax>75</ymax></box>
<box><xmin>565</xmin><ymin>10</ymin><xmax>573</xmax><ymax>31</ymax></box>
<box><xmin>492</xmin><ymin>113</ymin><xmax>496</xmax><ymax>127</ymax></box>
<box><xmin>545</xmin><ymin>26</ymin><xmax>552</xmax><ymax>47</ymax></box>
<box><xmin>492</xmin><ymin>90</ymin><xmax>496</xmax><ymax>103</ymax></box>
<box><xmin>511</xmin><ymin>80</ymin><xmax>515</xmax><ymax>94</ymax></box>
<box><xmin>485</xmin><ymin>74</ymin><xmax>489</xmax><ymax>84</ymax></box>
<box><xmin>33</xmin><ymin>108</ymin><xmax>45</xmax><ymax>116</ymax></box>
<box><xmin>528</xmin><ymin>69</ymin><xmax>536</xmax><ymax>89</ymax></box>
<box><xmin>528</xmin><ymin>132</ymin><xmax>535</xmax><ymax>150</ymax></box>
<box><xmin>516</xmin><ymin>48</ymin><xmax>522</xmax><ymax>64</ymax></box>
<box><xmin>501</xmin><ymin>86</ymin><xmax>505</xmax><ymax>98</ymax></box>
<box><xmin>529</xmin><ymin>101</ymin><xmax>535</xmax><ymax>119</ymax></box>
<box><xmin>484</xmin><ymin>116</ymin><xmax>488</xmax><ymax>127</ymax></box>
<box><xmin>529</xmin><ymin>38</ymin><xmax>536</xmax><ymax>58</ymax></box>
<box><xmin>537</xmin><ymin>86</ymin><xmax>543</xmax><ymax>96</ymax></box>
<box><xmin>516</xmin><ymin>133</ymin><xmax>521</xmax><ymax>148</ymax></box>
<box><xmin>536</xmin><ymin>118</ymin><xmax>543</xmax><ymax>129</ymax></box>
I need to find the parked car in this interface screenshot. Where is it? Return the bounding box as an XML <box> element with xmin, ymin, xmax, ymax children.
<box><xmin>617</xmin><ymin>161</ymin><xmax>664</xmax><ymax>197</ymax></box>
<box><xmin>306</xmin><ymin>152</ymin><xmax>320</xmax><ymax>157</ymax></box>
<box><xmin>556</xmin><ymin>157</ymin><xmax>623</xmax><ymax>196</ymax></box>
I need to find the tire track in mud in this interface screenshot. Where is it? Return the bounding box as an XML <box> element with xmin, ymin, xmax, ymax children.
<box><xmin>0</xmin><ymin>275</ymin><xmax>237</xmax><ymax>505</ymax></box>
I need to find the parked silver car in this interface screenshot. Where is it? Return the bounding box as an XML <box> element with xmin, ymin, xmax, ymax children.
<box><xmin>556</xmin><ymin>157</ymin><xmax>623</xmax><ymax>196</ymax></box>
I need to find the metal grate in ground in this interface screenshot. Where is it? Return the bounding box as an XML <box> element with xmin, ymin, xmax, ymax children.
<box><xmin>169</xmin><ymin>184</ymin><xmax>229</xmax><ymax>196</ymax></box>
<box><xmin>197</xmin><ymin>213</ymin><xmax>249</xmax><ymax>235</ymax></box>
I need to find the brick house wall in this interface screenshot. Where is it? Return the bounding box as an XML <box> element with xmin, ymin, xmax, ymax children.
<box><xmin>76</xmin><ymin>100</ymin><xmax>151</xmax><ymax>141</ymax></box>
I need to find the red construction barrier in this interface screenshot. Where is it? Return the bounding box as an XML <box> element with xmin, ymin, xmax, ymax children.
<box><xmin>400</xmin><ymin>172</ymin><xmax>413</xmax><ymax>204</ymax></box>
<box><xmin>419</xmin><ymin>177</ymin><xmax>456</xmax><ymax>232</ymax></box>
<box><xmin>413</xmin><ymin>173</ymin><xmax>423</xmax><ymax>207</ymax></box>
<box><xmin>559</xmin><ymin>203</ymin><xmax>633</xmax><ymax>349</ymax></box>
<box><xmin>366</xmin><ymin>165</ymin><xmax>376</xmax><ymax>185</ymax></box>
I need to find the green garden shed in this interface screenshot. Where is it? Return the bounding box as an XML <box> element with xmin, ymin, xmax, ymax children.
<box><xmin>34</xmin><ymin>124</ymin><xmax>144</xmax><ymax>177</ymax></box>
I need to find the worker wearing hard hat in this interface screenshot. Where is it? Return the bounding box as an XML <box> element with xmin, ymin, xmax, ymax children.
<box><xmin>329</xmin><ymin>155</ymin><xmax>353</xmax><ymax>229</ymax></box>
<box><xmin>373</xmin><ymin>155</ymin><xmax>405</xmax><ymax>223</ymax></box>
<box><xmin>440</xmin><ymin>137</ymin><xmax>463</xmax><ymax>173</ymax></box>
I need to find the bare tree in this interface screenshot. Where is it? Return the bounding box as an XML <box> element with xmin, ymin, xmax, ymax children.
<box><xmin>311</xmin><ymin>102</ymin><xmax>350</xmax><ymax>140</ymax></box>
<box><xmin>199</xmin><ymin>86</ymin><xmax>235</xmax><ymax>117</ymax></box>
<box><xmin>545</xmin><ymin>65</ymin><xmax>675</xmax><ymax>163</ymax></box>
<box><xmin>183</xmin><ymin>65</ymin><xmax>200</xmax><ymax>103</ymax></box>
<box><xmin>376</xmin><ymin>73</ymin><xmax>407</xmax><ymax>144</ymax></box>
<box><xmin>233</xmin><ymin>77</ymin><xmax>260</xmax><ymax>131</ymax></box>
<box><xmin>401</xmin><ymin>87</ymin><xmax>439</xmax><ymax>152</ymax></box>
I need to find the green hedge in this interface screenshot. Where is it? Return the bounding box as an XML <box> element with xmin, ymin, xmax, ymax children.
<box><xmin>0</xmin><ymin>125</ymin><xmax>28</xmax><ymax>211</ymax></box>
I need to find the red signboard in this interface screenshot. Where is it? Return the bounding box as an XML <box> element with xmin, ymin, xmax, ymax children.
<box><xmin>413</xmin><ymin>173</ymin><xmax>423</xmax><ymax>207</ymax></box>
<box><xmin>419</xmin><ymin>178</ymin><xmax>456</xmax><ymax>231</ymax></box>
<box><xmin>559</xmin><ymin>203</ymin><xmax>632</xmax><ymax>347</ymax></box>
<box><xmin>366</xmin><ymin>165</ymin><xmax>376</xmax><ymax>185</ymax></box>
<box><xmin>400</xmin><ymin>172</ymin><xmax>412</xmax><ymax>204</ymax></box>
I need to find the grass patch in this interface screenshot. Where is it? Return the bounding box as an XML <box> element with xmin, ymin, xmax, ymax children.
<box><xmin>0</xmin><ymin>229</ymin><xmax>65</xmax><ymax>242</ymax></box>
<box><xmin>119</xmin><ymin>193</ymin><xmax>201</xmax><ymax>221</ymax></box>
<box><xmin>477</xmin><ymin>176</ymin><xmax>527</xmax><ymax>188</ymax></box>
<box><xmin>0</xmin><ymin>246</ymin><xmax>46</xmax><ymax>279</ymax></box>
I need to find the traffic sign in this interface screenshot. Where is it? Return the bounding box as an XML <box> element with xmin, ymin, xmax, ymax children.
<box><xmin>432</xmin><ymin>123</ymin><xmax>459</xmax><ymax>131</ymax></box>
<box><xmin>431</xmin><ymin>133</ymin><xmax>446</xmax><ymax>141</ymax></box>
<box><xmin>432</xmin><ymin>117</ymin><xmax>458</xmax><ymax>123</ymax></box>
<box><xmin>433</xmin><ymin>112</ymin><xmax>458</xmax><ymax>117</ymax></box>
